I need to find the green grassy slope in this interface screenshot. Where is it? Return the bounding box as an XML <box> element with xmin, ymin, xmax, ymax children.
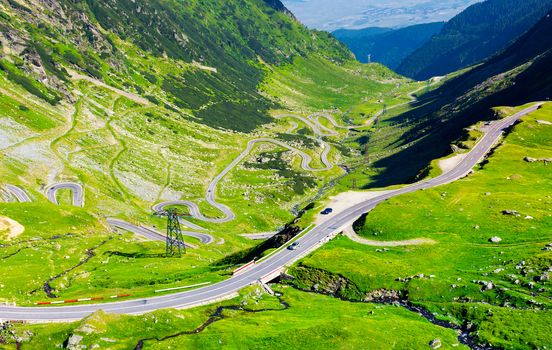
<box><xmin>294</xmin><ymin>104</ymin><xmax>552</xmax><ymax>349</ymax></box>
<box><xmin>1</xmin><ymin>286</ymin><xmax>465</xmax><ymax>349</ymax></box>
<box><xmin>0</xmin><ymin>0</ymin><xmax>352</xmax><ymax>132</ymax></box>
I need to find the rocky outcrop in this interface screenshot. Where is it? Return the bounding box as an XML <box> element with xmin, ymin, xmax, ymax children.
<box><xmin>263</xmin><ymin>0</ymin><xmax>297</xmax><ymax>20</ymax></box>
<box><xmin>364</xmin><ymin>289</ymin><xmax>404</xmax><ymax>303</ymax></box>
<box><xmin>288</xmin><ymin>265</ymin><xmax>365</xmax><ymax>301</ymax></box>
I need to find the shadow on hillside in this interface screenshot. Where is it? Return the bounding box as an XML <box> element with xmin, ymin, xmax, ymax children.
<box><xmin>365</xmin><ymin>44</ymin><xmax>552</xmax><ymax>188</ymax></box>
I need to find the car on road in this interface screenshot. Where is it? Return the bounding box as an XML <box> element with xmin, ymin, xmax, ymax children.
<box><xmin>287</xmin><ymin>242</ymin><xmax>300</xmax><ymax>250</ymax></box>
<box><xmin>320</xmin><ymin>208</ymin><xmax>333</xmax><ymax>215</ymax></box>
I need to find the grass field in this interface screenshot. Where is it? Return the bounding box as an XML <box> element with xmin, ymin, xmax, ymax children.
<box><xmin>293</xmin><ymin>103</ymin><xmax>552</xmax><ymax>349</ymax></box>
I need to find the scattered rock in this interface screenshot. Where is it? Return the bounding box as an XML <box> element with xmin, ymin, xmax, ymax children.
<box><xmin>525</xmin><ymin>215</ymin><xmax>534</xmax><ymax>220</ymax></box>
<box><xmin>78</xmin><ymin>325</ymin><xmax>96</xmax><ymax>335</ymax></box>
<box><xmin>535</xmin><ymin>273</ymin><xmax>550</xmax><ymax>282</ymax></box>
<box><xmin>502</xmin><ymin>210</ymin><xmax>520</xmax><ymax>217</ymax></box>
<box><xmin>67</xmin><ymin>334</ymin><xmax>83</xmax><ymax>350</ymax></box>
<box><xmin>474</xmin><ymin>225</ymin><xmax>480</xmax><ymax>230</ymax></box>
<box><xmin>429</xmin><ymin>338</ymin><xmax>442</xmax><ymax>349</ymax></box>
<box><xmin>395</xmin><ymin>274</ymin><xmax>427</xmax><ymax>282</ymax></box>
<box><xmin>483</xmin><ymin>282</ymin><xmax>494</xmax><ymax>291</ymax></box>
<box><xmin>489</xmin><ymin>236</ymin><xmax>502</xmax><ymax>243</ymax></box>
<box><xmin>524</xmin><ymin>157</ymin><xmax>552</xmax><ymax>164</ymax></box>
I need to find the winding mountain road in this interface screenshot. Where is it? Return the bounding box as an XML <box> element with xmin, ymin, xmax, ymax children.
<box><xmin>3</xmin><ymin>185</ymin><xmax>31</xmax><ymax>203</ymax></box>
<box><xmin>106</xmin><ymin>218</ymin><xmax>207</xmax><ymax>247</ymax></box>
<box><xmin>153</xmin><ymin>115</ymin><xmax>338</xmax><ymax>225</ymax></box>
<box><xmin>0</xmin><ymin>104</ymin><xmax>540</xmax><ymax>322</ymax></box>
<box><xmin>45</xmin><ymin>182</ymin><xmax>85</xmax><ymax>207</ymax></box>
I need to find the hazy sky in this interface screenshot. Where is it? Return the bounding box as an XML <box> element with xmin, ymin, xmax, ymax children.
<box><xmin>282</xmin><ymin>0</ymin><xmax>482</xmax><ymax>30</ymax></box>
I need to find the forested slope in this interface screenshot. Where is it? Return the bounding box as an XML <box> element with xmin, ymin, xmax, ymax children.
<box><xmin>397</xmin><ymin>0</ymin><xmax>552</xmax><ymax>80</ymax></box>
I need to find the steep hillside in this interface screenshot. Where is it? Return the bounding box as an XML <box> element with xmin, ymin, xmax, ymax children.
<box><xmin>333</xmin><ymin>22</ymin><xmax>444</xmax><ymax>69</ymax></box>
<box><xmin>397</xmin><ymin>0</ymin><xmax>552</xmax><ymax>80</ymax></box>
<box><xmin>355</xmin><ymin>9</ymin><xmax>552</xmax><ymax>186</ymax></box>
<box><xmin>0</xmin><ymin>0</ymin><xmax>353</xmax><ymax>132</ymax></box>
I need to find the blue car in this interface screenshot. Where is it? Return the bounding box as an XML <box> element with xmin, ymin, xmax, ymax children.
<box><xmin>320</xmin><ymin>208</ymin><xmax>333</xmax><ymax>215</ymax></box>
<box><xmin>288</xmin><ymin>242</ymin><xmax>300</xmax><ymax>250</ymax></box>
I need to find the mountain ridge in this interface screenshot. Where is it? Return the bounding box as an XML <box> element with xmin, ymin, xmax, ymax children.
<box><xmin>0</xmin><ymin>0</ymin><xmax>353</xmax><ymax>132</ymax></box>
<box><xmin>333</xmin><ymin>22</ymin><xmax>444</xmax><ymax>69</ymax></box>
<box><xmin>397</xmin><ymin>0</ymin><xmax>552</xmax><ymax>80</ymax></box>
<box><xmin>368</xmin><ymin>9</ymin><xmax>552</xmax><ymax>186</ymax></box>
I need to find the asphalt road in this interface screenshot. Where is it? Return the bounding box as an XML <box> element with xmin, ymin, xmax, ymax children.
<box><xmin>45</xmin><ymin>182</ymin><xmax>84</xmax><ymax>207</ymax></box>
<box><xmin>3</xmin><ymin>185</ymin><xmax>31</xmax><ymax>203</ymax></box>
<box><xmin>153</xmin><ymin>134</ymin><xmax>334</xmax><ymax>226</ymax></box>
<box><xmin>106</xmin><ymin>218</ymin><xmax>204</xmax><ymax>247</ymax></box>
<box><xmin>0</xmin><ymin>104</ymin><xmax>540</xmax><ymax>322</ymax></box>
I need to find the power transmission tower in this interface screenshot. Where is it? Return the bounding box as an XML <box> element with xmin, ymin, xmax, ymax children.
<box><xmin>153</xmin><ymin>208</ymin><xmax>186</xmax><ymax>257</ymax></box>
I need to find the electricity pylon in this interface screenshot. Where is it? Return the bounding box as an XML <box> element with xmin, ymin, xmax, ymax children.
<box><xmin>153</xmin><ymin>208</ymin><xmax>186</xmax><ymax>257</ymax></box>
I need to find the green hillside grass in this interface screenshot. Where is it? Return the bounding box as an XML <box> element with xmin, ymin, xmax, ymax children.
<box><xmin>261</xmin><ymin>57</ymin><xmax>418</xmax><ymax>118</ymax></box>
<box><xmin>2</xmin><ymin>286</ymin><xmax>465</xmax><ymax>349</ymax></box>
<box><xmin>294</xmin><ymin>103</ymin><xmax>552</xmax><ymax>349</ymax></box>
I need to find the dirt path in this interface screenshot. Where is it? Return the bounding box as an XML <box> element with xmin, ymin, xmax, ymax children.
<box><xmin>438</xmin><ymin>153</ymin><xmax>468</xmax><ymax>173</ymax></box>
<box><xmin>343</xmin><ymin>225</ymin><xmax>436</xmax><ymax>247</ymax></box>
<box><xmin>69</xmin><ymin>71</ymin><xmax>150</xmax><ymax>106</ymax></box>
<box><xmin>315</xmin><ymin>190</ymin><xmax>395</xmax><ymax>225</ymax></box>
